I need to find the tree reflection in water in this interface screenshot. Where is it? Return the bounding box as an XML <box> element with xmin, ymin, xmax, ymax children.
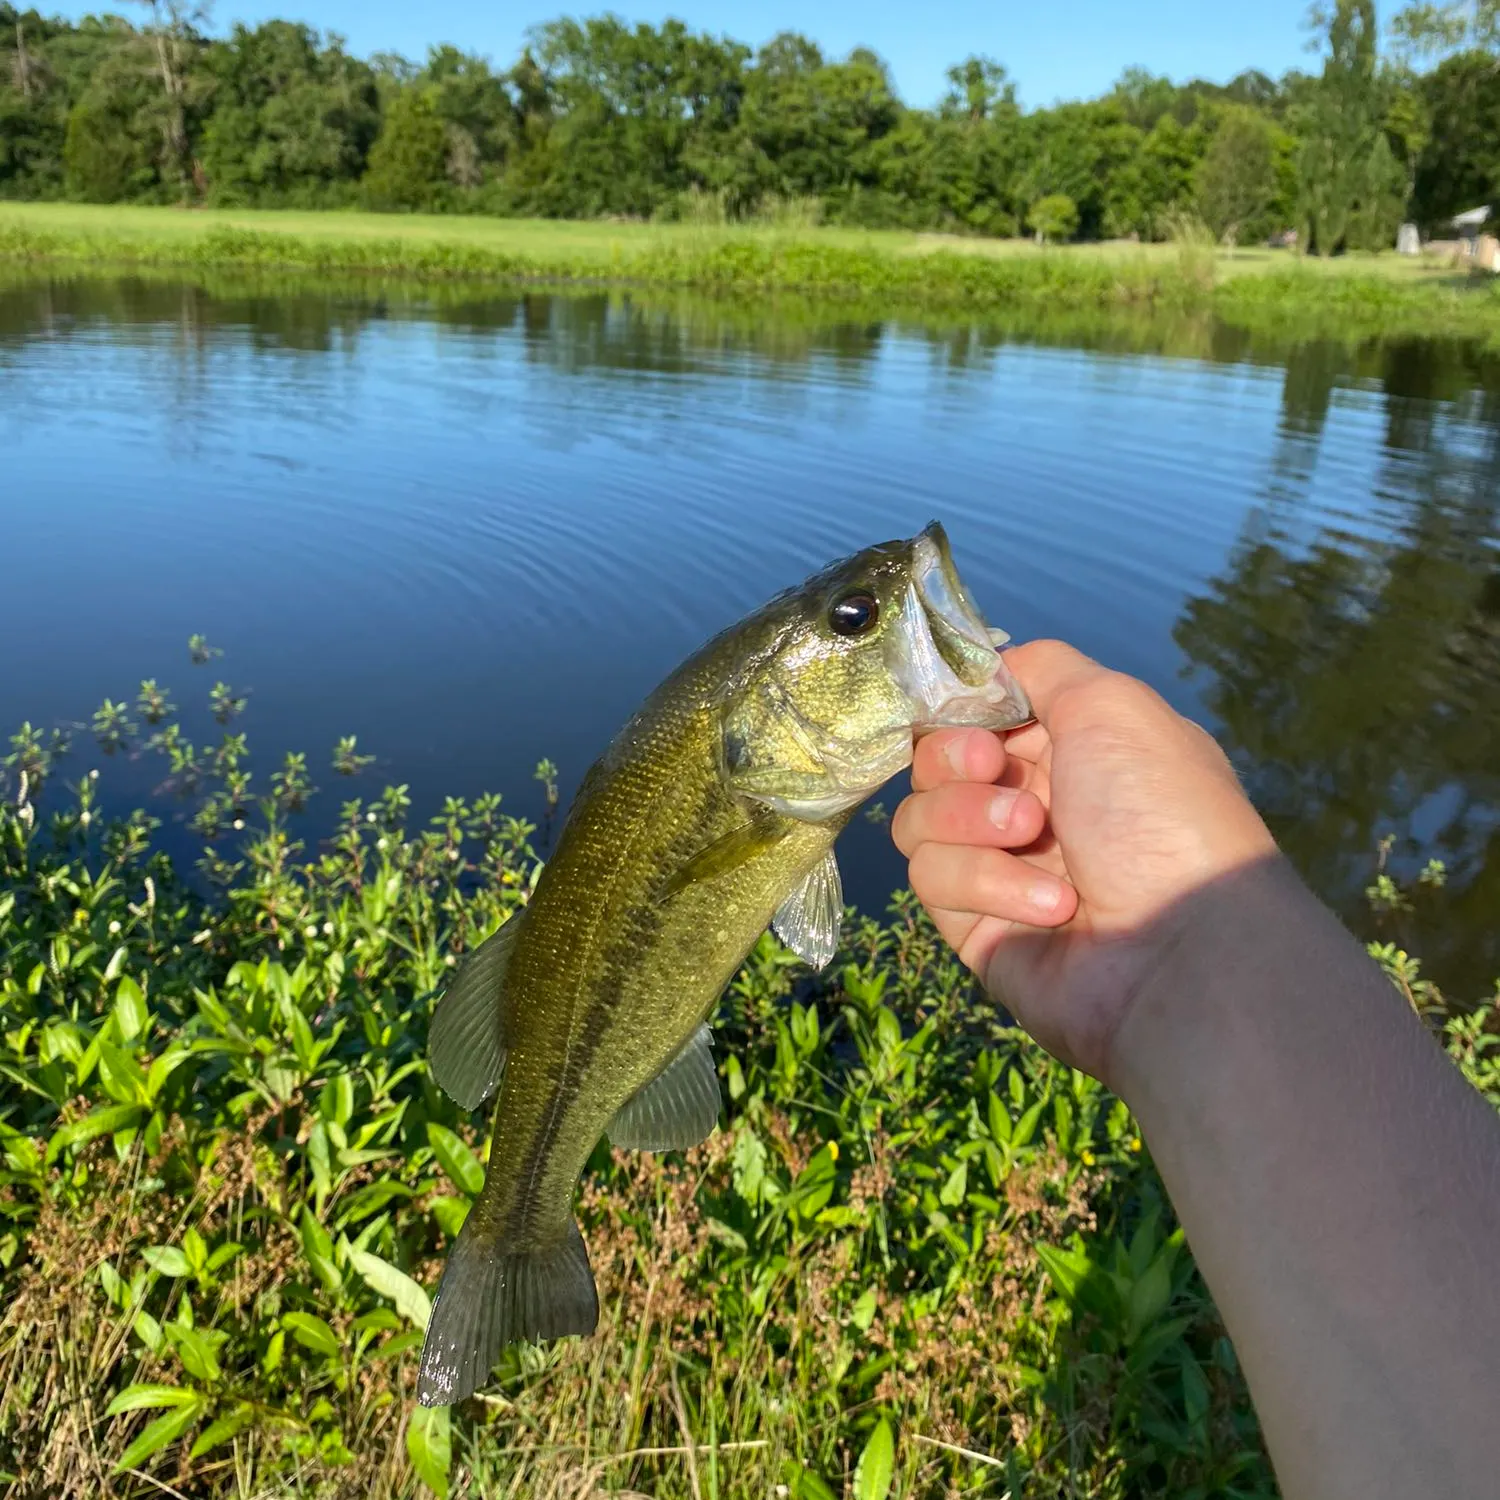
<box><xmin>1176</xmin><ymin>337</ymin><xmax>1500</xmax><ymax>999</ymax></box>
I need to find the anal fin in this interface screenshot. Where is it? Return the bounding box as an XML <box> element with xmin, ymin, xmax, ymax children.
<box><xmin>607</xmin><ymin>1024</ymin><xmax>721</xmax><ymax>1152</ymax></box>
<box><xmin>772</xmin><ymin>850</ymin><xmax>844</xmax><ymax>970</ymax></box>
<box><xmin>429</xmin><ymin>914</ymin><xmax>521</xmax><ymax>1110</ymax></box>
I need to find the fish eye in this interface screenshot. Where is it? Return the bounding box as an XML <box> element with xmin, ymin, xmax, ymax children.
<box><xmin>828</xmin><ymin>591</ymin><xmax>879</xmax><ymax>637</ymax></box>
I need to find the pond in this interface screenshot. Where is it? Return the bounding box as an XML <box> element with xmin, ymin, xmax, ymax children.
<box><xmin>2</xmin><ymin>274</ymin><xmax>1497</xmax><ymax>997</ymax></box>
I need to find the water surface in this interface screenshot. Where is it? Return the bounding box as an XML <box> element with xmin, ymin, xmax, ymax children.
<box><xmin>3</xmin><ymin>276</ymin><xmax>1497</xmax><ymax>995</ymax></box>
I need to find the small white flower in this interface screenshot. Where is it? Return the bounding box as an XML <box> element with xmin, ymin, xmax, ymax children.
<box><xmin>304</xmin><ymin>924</ymin><xmax>318</xmax><ymax>939</ymax></box>
<box><xmin>191</xmin><ymin>929</ymin><xmax>212</xmax><ymax>945</ymax></box>
<box><xmin>322</xmin><ymin>921</ymin><xmax>334</xmax><ymax>936</ymax></box>
<box><xmin>88</xmin><ymin>769</ymin><xmax>99</xmax><ymax>781</ymax></box>
<box><xmin>232</xmin><ymin>818</ymin><xmax>245</xmax><ymax>831</ymax></box>
<box><xmin>444</xmin><ymin>953</ymin><xmax>457</xmax><ymax>967</ymax></box>
<box><xmin>79</xmin><ymin>810</ymin><xmax>92</xmax><ymax>828</ymax></box>
<box><xmin>447</xmin><ymin>848</ymin><xmax>459</xmax><ymax>862</ymax></box>
<box><xmin>365</xmin><ymin>811</ymin><xmax>376</xmax><ymax>823</ymax></box>
<box><xmin>376</xmin><ymin>837</ymin><xmax>388</xmax><ymax>851</ymax></box>
<box><xmin>108</xmin><ymin>919</ymin><xmax>122</xmax><ymax>934</ymax></box>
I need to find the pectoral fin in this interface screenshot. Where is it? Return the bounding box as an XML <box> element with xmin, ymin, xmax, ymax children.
<box><xmin>772</xmin><ymin>850</ymin><xmax>844</xmax><ymax>970</ymax></box>
<box><xmin>428</xmin><ymin>915</ymin><xmax>520</xmax><ymax>1110</ymax></box>
<box><xmin>658</xmin><ymin>816</ymin><xmax>787</xmax><ymax>901</ymax></box>
<box><xmin>607</xmin><ymin>1024</ymin><xmax>721</xmax><ymax>1152</ymax></box>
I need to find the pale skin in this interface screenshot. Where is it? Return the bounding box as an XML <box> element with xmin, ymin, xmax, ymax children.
<box><xmin>892</xmin><ymin>639</ymin><xmax>1500</xmax><ymax>1500</ymax></box>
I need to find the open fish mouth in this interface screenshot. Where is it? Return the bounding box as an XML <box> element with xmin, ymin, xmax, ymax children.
<box><xmin>887</xmin><ymin>521</ymin><xmax>1034</xmax><ymax>730</ymax></box>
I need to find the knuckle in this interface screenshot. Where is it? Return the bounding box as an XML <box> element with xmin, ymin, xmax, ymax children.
<box><xmin>907</xmin><ymin>841</ymin><xmax>948</xmax><ymax>900</ymax></box>
<box><xmin>889</xmin><ymin>796</ymin><xmax>921</xmax><ymax>853</ymax></box>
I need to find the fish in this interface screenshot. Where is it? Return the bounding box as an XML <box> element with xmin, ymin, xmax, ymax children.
<box><xmin>415</xmin><ymin>520</ymin><xmax>1032</xmax><ymax>1406</ymax></box>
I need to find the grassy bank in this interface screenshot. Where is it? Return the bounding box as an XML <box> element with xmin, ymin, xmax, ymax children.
<box><xmin>3</xmin><ymin>202</ymin><xmax>1497</xmax><ymax>340</ymax></box>
<box><xmin>2</xmin><ymin>655</ymin><xmax>1496</xmax><ymax>1499</ymax></box>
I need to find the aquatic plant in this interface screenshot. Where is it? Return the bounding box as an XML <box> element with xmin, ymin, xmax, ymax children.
<box><xmin>0</xmin><ymin>654</ymin><xmax>1493</xmax><ymax>1498</ymax></box>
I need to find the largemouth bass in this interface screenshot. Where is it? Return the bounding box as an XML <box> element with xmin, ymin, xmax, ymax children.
<box><xmin>416</xmin><ymin>521</ymin><xmax>1032</xmax><ymax>1405</ymax></box>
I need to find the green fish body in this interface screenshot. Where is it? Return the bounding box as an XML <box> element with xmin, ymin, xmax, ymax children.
<box><xmin>417</xmin><ymin>522</ymin><xmax>1031</xmax><ymax>1406</ymax></box>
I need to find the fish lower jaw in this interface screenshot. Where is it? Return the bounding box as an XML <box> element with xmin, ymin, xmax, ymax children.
<box><xmin>748</xmin><ymin>785</ymin><xmax>879</xmax><ymax>821</ymax></box>
<box><xmin>916</xmin><ymin>696</ymin><xmax>1035</xmax><ymax>732</ymax></box>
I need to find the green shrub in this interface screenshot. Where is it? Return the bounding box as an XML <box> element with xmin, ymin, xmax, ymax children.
<box><xmin>1027</xmin><ymin>194</ymin><xmax>1080</xmax><ymax>244</ymax></box>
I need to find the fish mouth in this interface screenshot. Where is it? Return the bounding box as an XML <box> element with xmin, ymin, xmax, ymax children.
<box><xmin>889</xmin><ymin>521</ymin><xmax>1034</xmax><ymax>730</ymax></box>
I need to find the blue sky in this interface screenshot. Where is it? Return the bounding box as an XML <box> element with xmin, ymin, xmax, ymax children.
<box><xmin>49</xmin><ymin>0</ymin><xmax>1325</xmax><ymax>108</ymax></box>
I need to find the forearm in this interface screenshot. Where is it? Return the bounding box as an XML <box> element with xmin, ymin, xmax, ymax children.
<box><xmin>1111</xmin><ymin>855</ymin><xmax>1500</xmax><ymax>1500</ymax></box>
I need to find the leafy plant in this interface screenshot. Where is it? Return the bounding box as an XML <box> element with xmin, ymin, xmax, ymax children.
<box><xmin>0</xmin><ymin>663</ymin><xmax>1493</xmax><ymax>1499</ymax></box>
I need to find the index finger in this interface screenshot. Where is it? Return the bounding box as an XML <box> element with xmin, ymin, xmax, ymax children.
<box><xmin>911</xmin><ymin>727</ymin><xmax>1007</xmax><ymax>792</ymax></box>
<box><xmin>1003</xmin><ymin>639</ymin><xmax>1113</xmax><ymax>721</ymax></box>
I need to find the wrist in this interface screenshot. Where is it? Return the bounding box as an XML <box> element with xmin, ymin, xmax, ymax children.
<box><xmin>1103</xmin><ymin>852</ymin><xmax>1389</xmax><ymax>1110</ymax></box>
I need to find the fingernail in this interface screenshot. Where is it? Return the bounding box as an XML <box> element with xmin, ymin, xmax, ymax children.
<box><xmin>943</xmin><ymin>737</ymin><xmax>971</xmax><ymax>777</ymax></box>
<box><xmin>987</xmin><ymin>788</ymin><xmax>1019</xmax><ymax>831</ymax></box>
<box><xmin>1030</xmin><ymin>880</ymin><xmax>1062</xmax><ymax>914</ymax></box>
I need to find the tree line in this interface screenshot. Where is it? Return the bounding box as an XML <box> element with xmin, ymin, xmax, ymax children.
<box><xmin>1</xmin><ymin>0</ymin><xmax>1497</xmax><ymax>250</ymax></box>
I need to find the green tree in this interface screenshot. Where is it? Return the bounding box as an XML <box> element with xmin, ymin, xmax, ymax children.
<box><xmin>1028</xmin><ymin>191</ymin><xmax>1079</xmax><ymax>241</ymax></box>
<box><xmin>1296</xmin><ymin>0</ymin><xmax>1407</xmax><ymax>252</ymax></box>
<box><xmin>421</xmin><ymin>45</ymin><xmax>514</xmax><ymax>190</ymax></box>
<box><xmin>63</xmin><ymin>64</ymin><xmax>158</xmax><ymax>201</ymax></box>
<box><xmin>200</xmin><ymin>21</ymin><xmax>379</xmax><ymax>205</ymax></box>
<box><xmin>1196</xmin><ymin>105</ymin><xmax>1280</xmax><ymax>245</ymax></box>
<box><xmin>1411</xmin><ymin>49</ymin><xmax>1500</xmax><ymax>221</ymax></box>
<box><xmin>125</xmin><ymin>0</ymin><xmax>210</xmax><ymax>198</ymax></box>
<box><xmin>508</xmin><ymin>16</ymin><xmax>751</xmax><ymax>218</ymax></box>
<box><xmin>737</xmin><ymin>34</ymin><xmax>902</xmax><ymax>218</ymax></box>
<box><xmin>1174</xmin><ymin>340</ymin><xmax>1500</xmax><ymax>993</ymax></box>
<box><xmin>0</xmin><ymin>7</ymin><xmax>69</xmax><ymax>197</ymax></box>
<box><xmin>1013</xmin><ymin>102</ymin><xmax>1143</xmax><ymax>238</ymax></box>
<box><xmin>939</xmin><ymin>54</ymin><xmax>1016</xmax><ymax>123</ymax></box>
<box><xmin>58</xmin><ymin>21</ymin><xmax>180</xmax><ymax>204</ymax></box>
<box><xmin>0</xmin><ymin>0</ymin><xmax>1468</xmax><ymax>243</ymax></box>
<box><xmin>361</xmin><ymin>86</ymin><xmax>447</xmax><ymax>209</ymax></box>
<box><xmin>1383</xmin><ymin>65</ymin><xmax>1434</xmax><ymax>210</ymax></box>
<box><xmin>1108</xmin><ymin>67</ymin><xmax>1181</xmax><ymax>130</ymax></box>
<box><xmin>1392</xmin><ymin>0</ymin><xmax>1500</xmax><ymax>59</ymax></box>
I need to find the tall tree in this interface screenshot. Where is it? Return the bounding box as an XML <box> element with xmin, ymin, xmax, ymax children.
<box><xmin>1392</xmin><ymin>0</ymin><xmax>1500</xmax><ymax>59</ymax></box>
<box><xmin>126</xmin><ymin>0</ymin><xmax>209</xmax><ymax>196</ymax></box>
<box><xmin>1295</xmin><ymin>0</ymin><xmax>1406</xmax><ymax>252</ymax></box>
<box><xmin>0</xmin><ymin>7</ymin><xmax>66</xmax><ymax>196</ymax></box>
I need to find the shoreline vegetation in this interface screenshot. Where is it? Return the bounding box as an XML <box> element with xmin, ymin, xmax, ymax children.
<box><xmin>1</xmin><ymin>654</ymin><xmax>1497</xmax><ymax>1498</ymax></box>
<box><xmin>4</xmin><ymin>203</ymin><xmax>1500</xmax><ymax>343</ymax></box>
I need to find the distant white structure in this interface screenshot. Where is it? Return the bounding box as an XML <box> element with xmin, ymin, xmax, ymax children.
<box><xmin>1397</xmin><ymin>222</ymin><xmax>1421</xmax><ymax>255</ymax></box>
<box><xmin>1452</xmin><ymin>206</ymin><xmax>1491</xmax><ymax>255</ymax></box>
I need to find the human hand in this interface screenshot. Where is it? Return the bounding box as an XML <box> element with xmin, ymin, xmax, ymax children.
<box><xmin>892</xmin><ymin>640</ymin><xmax>1279</xmax><ymax>1085</ymax></box>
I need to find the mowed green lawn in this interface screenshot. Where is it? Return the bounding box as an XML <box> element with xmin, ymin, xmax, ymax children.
<box><xmin>0</xmin><ymin>199</ymin><xmax>1469</xmax><ymax>285</ymax></box>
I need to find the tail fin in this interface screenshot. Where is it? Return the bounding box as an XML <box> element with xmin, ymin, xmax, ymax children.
<box><xmin>416</xmin><ymin>1216</ymin><xmax>598</xmax><ymax>1406</ymax></box>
